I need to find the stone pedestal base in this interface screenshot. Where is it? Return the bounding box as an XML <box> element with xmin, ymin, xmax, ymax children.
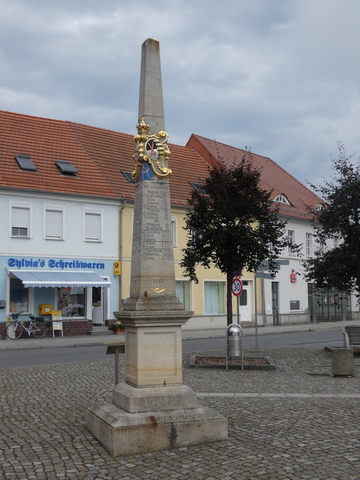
<box><xmin>332</xmin><ymin>348</ymin><xmax>355</xmax><ymax>377</ymax></box>
<box><xmin>85</xmin><ymin>402</ymin><xmax>228</xmax><ymax>456</ymax></box>
<box><xmin>113</xmin><ymin>382</ymin><xmax>197</xmax><ymax>413</ymax></box>
<box><xmin>86</xmin><ymin>381</ymin><xmax>228</xmax><ymax>455</ymax></box>
<box><xmin>113</xmin><ymin>310</ymin><xmax>193</xmax><ymax>387</ymax></box>
<box><xmin>86</xmin><ymin>311</ymin><xmax>228</xmax><ymax>455</ymax></box>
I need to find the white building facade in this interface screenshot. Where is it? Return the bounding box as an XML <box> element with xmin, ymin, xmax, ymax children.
<box><xmin>0</xmin><ymin>189</ymin><xmax>120</xmax><ymax>331</ymax></box>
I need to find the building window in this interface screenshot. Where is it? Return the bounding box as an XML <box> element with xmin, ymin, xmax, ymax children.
<box><xmin>15</xmin><ymin>155</ymin><xmax>37</xmax><ymax>172</ymax></box>
<box><xmin>176</xmin><ymin>280</ymin><xmax>191</xmax><ymax>310</ymax></box>
<box><xmin>9</xmin><ymin>276</ymin><xmax>30</xmax><ymax>313</ymax></box>
<box><xmin>290</xmin><ymin>300</ymin><xmax>300</xmax><ymax>310</ymax></box>
<box><xmin>189</xmin><ymin>182</ymin><xmax>205</xmax><ymax>194</ymax></box>
<box><xmin>240</xmin><ymin>288</ymin><xmax>248</xmax><ymax>306</ymax></box>
<box><xmin>55</xmin><ymin>160</ymin><xmax>78</xmax><ymax>176</ymax></box>
<box><xmin>273</xmin><ymin>194</ymin><xmax>290</xmax><ymax>205</ymax></box>
<box><xmin>306</xmin><ymin>233</ymin><xmax>313</xmax><ymax>256</ymax></box>
<box><xmin>121</xmin><ymin>171</ymin><xmax>136</xmax><ymax>184</ymax></box>
<box><xmin>57</xmin><ymin>287</ymin><xmax>85</xmax><ymax>317</ymax></box>
<box><xmin>204</xmin><ymin>281</ymin><xmax>225</xmax><ymax>314</ymax></box>
<box><xmin>288</xmin><ymin>229</ymin><xmax>295</xmax><ymax>255</ymax></box>
<box><xmin>172</xmin><ymin>218</ymin><xmax>177</xmax><ymax>248</ymax></box>
<box><xmin>11</xmin><ymin>204</ymin><xmax>31</xmax><ymax>238</ymax></box>
<box><xmin>84</xmin><ymin>210</ymin><xmax>102</xmax><ymax>242</ymax></box>
<box><xmin>45</xmin><ymin>207</ymin><xmax>64</xmax><ymax>240</ymax></box>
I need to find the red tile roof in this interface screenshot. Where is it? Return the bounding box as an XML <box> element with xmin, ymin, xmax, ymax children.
<box><xmin>0</xmin><ymin>110</ymin><xmax>209</xmax><ymax>206</ymax></box>
<box><xmin>0</xmin><ymin>110</ymin><xmax>321</xmax><ymax>219</ymax></box>
<box><xmin>187</xmin><ymin>134</ymin><xmax>322</xmax><ymax>220</ymax></box>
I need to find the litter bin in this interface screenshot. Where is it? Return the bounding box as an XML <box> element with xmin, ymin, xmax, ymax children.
<box><xmin>226</xmin><ymin>323</ymin><xmax>243</xmax><ymax>370</ymax></box>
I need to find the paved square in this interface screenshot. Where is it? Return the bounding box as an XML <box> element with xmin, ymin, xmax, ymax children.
<box><xmin>1</xmin><ymin>346</ymin><xmax>360</xmax><ymax>479</ymax></box>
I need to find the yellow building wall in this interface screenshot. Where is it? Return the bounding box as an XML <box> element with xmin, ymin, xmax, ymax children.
<box><xmin>117</xmin><ymin>203</ymin><xmax>257</xmax><ymax>321</ymax></box>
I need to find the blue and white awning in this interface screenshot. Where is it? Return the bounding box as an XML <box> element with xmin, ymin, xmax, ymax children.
<box><xmin>9</xmin><ymin>270</ymin><xmax>110</xmax><ymax>288</ymax></box>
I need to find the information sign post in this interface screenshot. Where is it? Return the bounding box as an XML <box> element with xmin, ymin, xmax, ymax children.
<box><xmin>232</xmin><ymin>277</ymin><xmax>243</xmax><ymax>325</ymax></box>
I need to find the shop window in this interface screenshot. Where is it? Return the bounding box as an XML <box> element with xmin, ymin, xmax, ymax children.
<box><xmin>204</xmin><ymin>281</ymin><xmax>225</xmax><ymax>314</ymax></box>
<box><xmin>9</xmin><ymin>277</ymin><xmax>30</xmax><ymax>313</ymax></box>
<box><xmin>84</xmin><ymin>210</ymin><xmax>102</xmax><ymax>242</ymax></box>
<box><xmin>11</xmin><ymin>204</ymin><xmax>31</xmax><ymax>238</ymax></box>
<box><xmin>45</xmin><ymin>207</ymin><xmax>64</xmax><ymax>240</ymax></box>
<box><xmin>57</xmin><ymin>287</ymin><xmax>85</xmax><ymax>317</ymax></box>
<box><xmin>176</xmin><ymin>280</ymin><xmax>191</xmax><ymax>310</ymax></box>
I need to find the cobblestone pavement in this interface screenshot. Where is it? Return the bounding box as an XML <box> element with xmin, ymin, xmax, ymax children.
<box><xmin>1</xmin><ymin>344</ymin><xmax>360</xmax><ymax>479</ymax></box>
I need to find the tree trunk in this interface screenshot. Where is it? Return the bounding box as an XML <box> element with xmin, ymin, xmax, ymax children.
<box><xmin>226</xmin><ymin>270</ymin><xmax>233</xmax><ymax>326</ymax></box>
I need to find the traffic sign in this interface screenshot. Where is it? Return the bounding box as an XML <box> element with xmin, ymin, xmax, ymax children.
<box><xmin>232</xmin><ymin>277</ymin><xmax>243</xmax><ymax>296</ymax></box>
<box><xmin>257</xmin><ymin>259</ymin><xmax>289</xmax><ymax>271</ymax></box>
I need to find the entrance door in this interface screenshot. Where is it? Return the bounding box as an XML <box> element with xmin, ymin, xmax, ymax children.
<box><xmin>271</xmin><ymin>282</ymin><xmax>279</xmax><ymax>325</ymax></box>
<box><xmin>239</xmin><ymin>281</ymin><xmax>251</xmax><ymax>322</ymax></box>
<box><xmin>92</xmin><ymin>287</ymin><xmax>103</xmax><ymax>326</ymax></box>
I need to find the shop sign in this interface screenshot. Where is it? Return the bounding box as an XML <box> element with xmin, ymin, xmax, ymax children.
<box><xmin>113</xmin><ymin>261</ymin><xmax>121</xmax><ymax>275</ymax></box>
<box><xmin>8</xmin><ymin>257</ymin><xmax>106</xmax><ymax>270</ymax></box>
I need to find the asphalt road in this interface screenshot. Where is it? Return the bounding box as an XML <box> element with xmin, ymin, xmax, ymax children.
<box><xmin>0</xmin><ymin>329</ymin><xmax>343</xmax><ymax>370</ymax></box>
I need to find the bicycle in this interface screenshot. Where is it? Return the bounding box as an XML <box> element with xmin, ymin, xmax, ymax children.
<box><xmin>6</xmin><ymin>312</ymin><xmax>47</xmax><ymax>340</ymax></box>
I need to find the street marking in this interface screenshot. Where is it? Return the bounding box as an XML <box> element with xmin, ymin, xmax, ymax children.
<box><xmin>197</xmin><ymin>393</ymin><xmax>360</xmax><ymax>399</ymax></box>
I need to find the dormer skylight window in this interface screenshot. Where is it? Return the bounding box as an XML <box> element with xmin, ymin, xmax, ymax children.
<box><xmin>15</xmin><ymin>155</ymin><xmax>36</xmax><ymax>172</ymax></box>
<box><xmin>189</xmin><ymin>182</ymin><xmax>205</xmax><ymax>194</ymax></box>
<box><xmin>55</xmin><ymin>160</ymin><xmax>78</xmax><ymax>176</ymax></box>
<box><xmin>273</xmin><ymin>194</ymin><xmax>290</xmax><ymax>206</ymax></box>
<box><xmin>121</xmin><ymin>171</ymin><xmax>136</xmax><ymax>184</ymax></box>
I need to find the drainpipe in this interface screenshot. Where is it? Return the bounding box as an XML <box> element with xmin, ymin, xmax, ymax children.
<box><xmin>119</xmin><ymin>200</ymin><xmax>127</xmax><ymax>310</ymax></box>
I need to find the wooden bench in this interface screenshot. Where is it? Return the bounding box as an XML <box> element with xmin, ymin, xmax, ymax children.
<box><xmin>343</xmin><ymin>326</ymin><xmax>360</xmax><ymax>348</ymax></box>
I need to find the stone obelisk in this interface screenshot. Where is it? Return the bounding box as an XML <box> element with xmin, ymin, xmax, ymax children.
<box><xmin>85</xmin><ymin>39</ymin><xmax>227</xmax><ymax>456</ymax></box>
<box><xmin>123</xmin><ymin>38</ymin><xmax>183</xmax><ymax>312</ymax></box>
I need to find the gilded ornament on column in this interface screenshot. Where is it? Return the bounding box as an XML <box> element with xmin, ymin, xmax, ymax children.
<box><xmin>132</xmin><ymin>117</ymin><xmax>172</xmax><ymax>181</ymax></box>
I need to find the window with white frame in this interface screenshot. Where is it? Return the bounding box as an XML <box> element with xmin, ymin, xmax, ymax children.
<box><xmin>306</xmin><ymin>233</ymin><xmax>313</xmax><ymax>256</ymax></box>
<box><xmin>176</xmin><ymin>280</ymin><xmax>191</xmax><ymax>310</ymax></box>
<box><xmin>204</xmin><ymin>281</ymin><xmax>225</xmax><ymax>314</ymax></box>
<box><xmin>45</xmin><ymin>207</ymin><xmax>64</xmax><ymax>240</ymax></box>
<box><xmin>11</xmin><ymin>204</ymin><xmax>31</xmax><ymax>238</ymax></box>
<box><xmin>288</xmin><ymin>229</ymin><xmax>295</xmax><ymax>255</ymax></box>
<box><xmin>84</xmin><ymin>210</ymin><xmax>102</xmax><ymax>242</ymax></box>
<box><xmin>273</xmin><ymin>194</ymin><xmax>290</xmax><ymax>205</ymax></box>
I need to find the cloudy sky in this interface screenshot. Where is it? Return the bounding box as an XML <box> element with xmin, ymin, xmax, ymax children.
<box><xmin>1</xmin><ymin>0</ymin><xmax>359</xmax><ymax>186</ymax></box>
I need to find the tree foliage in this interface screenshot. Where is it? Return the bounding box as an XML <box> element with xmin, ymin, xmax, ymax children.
<box><xmin>304</xmin><ymin>144</ymin><xmax>360</xmax><ymax>295</ymax></box>
<box><xmin>180</xmin><ymin>154</ymin><xmax>292</xmax><ymax>325</ymax></box>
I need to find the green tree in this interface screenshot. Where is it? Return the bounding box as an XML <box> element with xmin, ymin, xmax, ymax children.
<box><xmin>180</xmin><ymin>154</ymin><xmax>292</xmax><ymax>325</ymax></box>
<box><xmin>305</xmin><ymin>144</ymin><xmax>360</xmax><ymax>295</ymax></box>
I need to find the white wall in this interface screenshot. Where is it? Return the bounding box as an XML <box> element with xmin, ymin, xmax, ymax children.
<box><xmin>0</xmin><ymin>190</ymin><xmax>120</xmax><ymax>322</ymax></box>
<box><xmin>0</xmin><ymin>190</ymin><xmax>119</xmax><ymax>258</ymax></box>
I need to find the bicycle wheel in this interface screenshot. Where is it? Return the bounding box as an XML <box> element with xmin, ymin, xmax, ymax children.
<box><xmin>31</xmin><ymin>321</ymin><xmax>47</xmax><ymax>339</ymax></box>
<box><xmin>6</xmin><ymin>322</ymin><xmax>22</xmax><ymax>339</ymax></box>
